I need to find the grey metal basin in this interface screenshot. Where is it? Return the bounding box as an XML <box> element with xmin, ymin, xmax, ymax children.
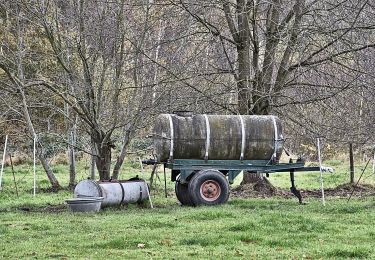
<box><xmin>65</xmin><ymin>197</ymin><xmax>104</xmax><ymax>213</ymax></box>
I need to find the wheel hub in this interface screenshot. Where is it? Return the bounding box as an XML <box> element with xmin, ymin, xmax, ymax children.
<box><xmin>200</xmin><ymin>180</ymin><xmax>221</xmax><ymax>201</ymax></box>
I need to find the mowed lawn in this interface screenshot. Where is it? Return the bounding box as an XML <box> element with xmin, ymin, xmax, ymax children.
<box><xmin>0</xmin><ymin>160</ymin><xmax>374</xmax><ymax>259</ymax></box>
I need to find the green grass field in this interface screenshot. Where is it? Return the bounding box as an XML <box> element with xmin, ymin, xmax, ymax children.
<box><xmin>0</xmin><ymin>159</ymin><xmax>374</xmax><ymax>259</ymax></box>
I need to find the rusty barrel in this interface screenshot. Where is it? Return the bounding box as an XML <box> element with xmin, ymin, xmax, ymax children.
<box><xmin>153</xmin><ymin>114</ymin><xmax>283</xmax><ymax>162</ymax></box>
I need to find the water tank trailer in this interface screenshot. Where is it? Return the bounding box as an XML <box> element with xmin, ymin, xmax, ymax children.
<box><xmin>143</xmin><ymin>113</ymin><xmax>331</xmax><ymax>206</ymax></box>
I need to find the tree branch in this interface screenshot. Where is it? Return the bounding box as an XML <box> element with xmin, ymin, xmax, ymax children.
<box><xmin>222</xmin><ymin>1</ymin><xmax>239</xmax><ymax>43</ymax></box>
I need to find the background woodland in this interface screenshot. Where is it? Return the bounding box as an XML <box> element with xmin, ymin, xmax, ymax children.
<box><xmin>0</xmin><ymin>0</ymin><xmax>374</xmax><ymax>188</ymax></box>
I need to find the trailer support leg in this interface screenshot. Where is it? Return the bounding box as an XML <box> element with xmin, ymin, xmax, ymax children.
<box><xmin>290</xmin><ymin>168</ymin><xmax>303</xmax><ymax>204</ymax></box>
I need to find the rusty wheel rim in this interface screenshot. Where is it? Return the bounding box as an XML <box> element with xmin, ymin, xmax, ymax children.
<box><xmin>200</xmin><ymin>180</ymin><xmax>221</xmax><ymax>201</ymax></box>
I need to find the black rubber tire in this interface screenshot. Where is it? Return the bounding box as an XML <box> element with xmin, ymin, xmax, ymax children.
<box><xmin>175</xmin><ymin>180</ymin><xmax>194</xmax><ymax>206</ymax></box>
<box><xmin>188</xmin><ymin>169</ymin><xmax>229</xmax><ymax>206</ymax></box>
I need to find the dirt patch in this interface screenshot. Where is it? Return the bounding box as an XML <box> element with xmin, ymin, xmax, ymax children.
<box><xmin>39</xmin><ymin>186</ymin><xmax>64</xmax><ymax>193</ymax></box>
<box><xmin>301</xmin><ymin>183</ymin><xmax>375</xmax><ymax>198</ymax></box>
<box><xmin>231</xmin><ymin>183</ymin><xmax>375</xmax><ymax>199</ymax></box>
<box><xmin>18</xmin><ymin>204</ymin><xmax>66</xmax><ymax>213</ymax></box>
<box><xmin>26</xmin><ymin>186</ymin><xmax>69</xmax><ymax>194</ymax></box>
<box><xmin>231</xmin><ymin>183</ymin><xmax>289</xmax><ymax>199</ymax></box>
<box><xmin>40</xmin><ymin>204</ymin><xmax>67</xmax><ymax>213</ymax></box>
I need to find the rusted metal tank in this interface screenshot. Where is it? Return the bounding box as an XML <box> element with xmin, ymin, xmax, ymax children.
<box><xmin>153</xmin><ymin>114</ymin><xmax>283</xmax><ymax>162</ymax></box>
<box><xmin>74</xmin><ymin>180</ymin><xmax>149</xmax><ymax>207</ymax></box>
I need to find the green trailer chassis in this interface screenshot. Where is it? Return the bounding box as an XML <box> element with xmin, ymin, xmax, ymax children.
<box><xmin>166</xmin><ymin>159</ymin><xmax>319</xmax><ymax>185</ymax></box>
<box><xmin>164</xmin><ymin>158</ymin><xmax>322</xmax><ymax>204</ymax></box>
<box><xmin>143</xmin><ymin>158</ymin><xmax>324</xmax><ymax>204</ymax></box>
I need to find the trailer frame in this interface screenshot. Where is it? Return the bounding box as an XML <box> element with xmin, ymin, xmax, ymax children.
<box><xmin>143</xmin><ymin>158</ymin><xmax>327</xmax><ymax>205</ymax></box>
<box><xmin>166</xmin><ymin>158</ymin><xmax>320</xmax><ymax>184</ymax></box>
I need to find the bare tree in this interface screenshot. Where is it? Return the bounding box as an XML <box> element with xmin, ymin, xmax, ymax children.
<box><xmin>1</xmin><ymin>0</ymin><xmax>374</xmax><ymax>188</ymax></box>
<box><xmin>0</xmin><ymin>1</ymin><xmax>163</xmax><ymax>180</ymax></box>
<box><xmin>168</xmin><ymin>0</ymin><xmax>374</xmax><ymax>185</ymax></box>
<box><xmin>0</xmin><ymin>3</ymin><xmax>60</xmax><ymax>188</ymax></box>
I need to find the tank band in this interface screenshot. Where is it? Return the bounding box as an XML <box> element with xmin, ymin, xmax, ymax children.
<box><xmin>239</xmin><ymin>115</ymin><xmax>246</xmax><ymax>160</ymax></box>
<box><xmin>204</xmin><ymin>114</ymin><xmax>210</xmax><ymax>160</ymax></box>
<box><xmin>137</xmin><ymin>186</ymin><xmax>143</xmax><ymax>204</ymax></box>
<box><xmin>167</xmin><ymin>114</ymin><xmax>174</xmax><ymax>160</ymax></box>
<box><xmin>271</xmin><ymin>116</ymin><xmax>278</xmax><ymax>161</ymax></box>
<box><xmin>119</xmin><ymin>182</ymin><xmax>125</xmax><ymax>206</ymax></box>
<box><xmin>93</xmin><ymin>180</ymin><xmax>103</xmax><ymax>197</ymax></box>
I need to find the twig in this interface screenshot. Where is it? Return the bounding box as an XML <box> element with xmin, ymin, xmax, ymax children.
<box><xmin>347</xmin><ymin>156</ymin><xmax>372</xmax><ymax>202</ymax></box>
<box><xmin>0</xmin><ymin>135</ymin><xmax>8</xmax><ymax>190</ymax></box>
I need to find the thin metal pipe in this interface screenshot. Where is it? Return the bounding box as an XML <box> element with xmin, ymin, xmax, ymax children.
<box><xmin>372</xmin><ymin>149</ymin><xmax>375</xmax><ymax>175</ymax></box>
<box><xmin>33</xmin><ymin>135</ymin><xmax>36</xmax><ymax>197</ymax></box>
<box><xmin>317</xmin><ymin>138</ymin><xmax>325</xmax><ymax>206</ymax></box>
<box><xmin>164</xmin><ymin>164</ymin><xmax>167</xmax><ymax>198</ymax></box>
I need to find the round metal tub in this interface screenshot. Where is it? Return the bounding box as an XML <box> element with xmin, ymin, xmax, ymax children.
<box><xmin>65</xmin><ymin>197</ymin><xmax>103</xmax><ymax>212</ymax></box>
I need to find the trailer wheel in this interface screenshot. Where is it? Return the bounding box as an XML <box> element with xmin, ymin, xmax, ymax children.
<box><xmin>175</xmin><ymin>180</ymin><xmax>193</xmax><ymax>206</ymax></box>
<box><xmin>188</xmin><ymin>170</ymin><xmax>229</xmax><ymax>206</ymax></box>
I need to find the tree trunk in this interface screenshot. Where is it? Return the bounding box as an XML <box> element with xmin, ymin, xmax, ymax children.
<box><xmin>68</xmin><ymin>128</ymin><xmax>76</xmax><ymax>188</ymax></box>
<box><xmin>90</xmin><ymin>146</ymin><xmax>96</xmax><ymax>180</ymax></box>
<box><xmin>112</xmin><ymin>130</ymin><xmax>131</xmax><ymax>180</ymax></box>
<box><xmin>38</xmin><ymin>154</ymin><xmax>60</xmax><ymax>189</ymax></box>
<box><xmin>251</xmin><ymin>96</ymin><xmax>270</xmax><ymax>115</ymax></box>
<box><xmin>237</xmin><ymin>45</ymin><xmax>252</xmax><ymax>115</ymax></box>
<box><xmin>241</xmin><ymin>172</ymin><xmax>263</xmax><ymax>184</ymax></box>
<box><xmin>93</xmin><ymin>137</ymin><xmax>113</xmax><ymax>180</ymax></box>
<box><xmin>95</xmin><ymin>149</ymin><xmax>112</xmax><ymax>180</ymax></box>
<box><xmin>64</xmin><ymin>87</ymin><xmax>77</xmax><ymax>188</ymax></box>
<box><xmin>235</xmin><ymin>3</ymin><xmax>272</xmax><ymax>186</ymax></box>
<box><xmin>236</xmin><ymin>0</ymin><xmax>252</xmax><ymax>115</ymax></box>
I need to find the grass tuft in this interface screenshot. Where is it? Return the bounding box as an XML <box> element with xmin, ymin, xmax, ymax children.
<box><xmin>327</xmin><ymin>248</ymin><xmax>370</xmax><ymax>258</ymax></box>
<box><xmin>228</xmin><ymin>221</ymin><xmax>256</xmax><ymax>231</ymax></box>
<box><xmin>186</xmin><ymin>209</ymin><xmax>236</xmax><ymax>220</ymax></box>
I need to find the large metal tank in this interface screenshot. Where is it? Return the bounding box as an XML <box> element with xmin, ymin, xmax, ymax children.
<box><xmin>153</xmin><ymin>114</ymin><xmax>283</xmax><ymax>162</ymax></box>
<box><xmin>74</xmin><ymin>180</ymin><xmax>149</xmax><ymax>207</ymax></box>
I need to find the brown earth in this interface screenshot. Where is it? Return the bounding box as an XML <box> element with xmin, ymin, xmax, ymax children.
<box><xmin>231</xmin><ymin>183</ymin><xmax>375</xmax><ymax>199</ymax></box>
<box><xmin>18</xmin><ymin>204</ymin><xmax>66</xmax><ymax>213</ymax></box>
